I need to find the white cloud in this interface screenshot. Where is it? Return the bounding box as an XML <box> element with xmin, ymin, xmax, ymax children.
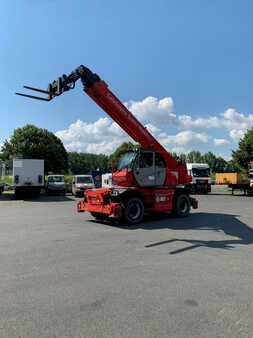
<box><xmin>56</xmin><ymin>118</ymin><xmax>209</xmax><ymax>155</ymax></box>
<box><xmin>144</xmin><ymin>123</ymin><xmax>160</xmax><ymax>135</ymax></box>
<box><xmin>55</xmin><ymin>95</ymin><xmax>253</xmax><ymax>155</ymax></box>
<box><xmin>126</xmin><ymin>97</ymin><xmax>253</xmax><ymax>143</ymax></box>
<box><xmin>179</xmin><ymin>115</ymin><xmax>220</xmax><ymax>129</ymax></box>
<box><xmin>214</xmin><ymin>138</ymin><xmax>230</xmax><ymax>146</ymax></box>
<box><xmin>55</xmin><ymin>96</ymin><xmax>177</xmax><ymax>154</ymax></box>
<box><xmin>158</xmin><ymin>130</ymin><xmax>209</xmax><ymax>147</ymax></box>
<box><xmin>179</xmin><ymin>108</ymin><xmax>253</xmax><ymax>141</ymax></box>
<box><xmin>55</xmin><ymin>118</ymin><xmax>128</xmax><ymax>154</ymax></box>
<box><xmin>125</xmin><ymin>96</ymin><xmax>176</xmax><ymax>125</ymax></box>
<box><xmin>229</xmin><ymin>129</ymin><xmax>245</xmax><ymax>141</ymax></box>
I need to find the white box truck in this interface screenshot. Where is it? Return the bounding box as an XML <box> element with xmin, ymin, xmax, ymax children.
<box><xmin>186</xmin><ymin>163</ymin><xmax>211</xmax><ymax>194</ymax></box>
<box><xmin>13</xmin><ymin>159</ymin><xmax>44</xmax><ymax>197</ymax></box>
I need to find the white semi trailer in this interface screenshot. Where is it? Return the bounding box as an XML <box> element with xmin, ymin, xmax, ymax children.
<box><xmin>13</xmin><ymin>159</ymin><xmax>44</xmax><ymax>197</ymax></box>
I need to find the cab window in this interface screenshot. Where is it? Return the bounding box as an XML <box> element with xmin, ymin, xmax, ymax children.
<box><xmin>155</xmin><ymin>153</ymin><xmax>165</xmax><ymax>168</ymax></box>
<box><xmin>139</xmin><ymin>152</ymin><xmax>154</xmax><ymax>168</ymax></box>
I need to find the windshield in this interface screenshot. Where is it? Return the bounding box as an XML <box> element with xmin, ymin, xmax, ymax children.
<box><xmin>117</xmin><ymin>152</ymin><xmax>136</xmax><ymax>170</ymax></box>
<box><xmin>48</xmin><ymin>176</ymin><xmax>64</xmax><ymax>183</ymax></box>
<box><xmin>192</xmin><ymin>168</ymin><xmax>210</xmax><ymax>177</ymax></box>
<box><xmin>76</xmin><ymin>176</ymin><xmax>93</xmax><ymax>184</ymax></box>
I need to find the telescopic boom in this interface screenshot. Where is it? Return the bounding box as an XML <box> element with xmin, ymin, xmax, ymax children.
<box><xmin>16</xmin><ymin>65</ymin><xmax>178</xmax><ymax>169</ymax></box>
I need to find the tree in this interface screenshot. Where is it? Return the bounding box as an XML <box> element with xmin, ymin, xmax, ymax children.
<box><xmin>202</xmin><ymin>152</ymin><xmax>217</xmax><ymax>171</ymax></box>
<box><xmin>179</xmin><ymin>153</ymin><xmax>187</xmax><ymax>162</ymax></box>
<box><xmin>171</xmin><ymin>152</ymin><xmax>178</xmax><ymax>160</ymax></box>
<box><xmin>232</xmin><ymin>128</ymin><xmax>253</xmax><ymax>171</ymax></box>
<box><xmin>213</xmin><ymin>157</ymin><xmax>227</xmax><ymax>173</ymax></box>
<box><xmin>187</xmin><ymin>150</ymin><xmax>203</xmax><ymax>163</ymax></box>
<box><xmin>68</xmin><ymin>152</ymin><xmax>109</xmax><ymax>174</ymax></box>
<box><xmin>1</xmin><ymin>124</ymin><xmax>68</xmax><ymax>174</ymax></box>
<box><xmin>226</xmin><ymin>160</ymin><xmax>241</xmax><ymax>173</ymax></box>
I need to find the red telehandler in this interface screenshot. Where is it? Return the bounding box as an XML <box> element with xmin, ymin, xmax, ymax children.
<box><xmin>16</xmin><ymin>65</ymin><xmax>198</xmax><ymax>224</ymax></box>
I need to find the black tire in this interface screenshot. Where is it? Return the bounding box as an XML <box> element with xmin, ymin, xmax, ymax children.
<box><xmin>123</xmin><ymin>197</ymin><xmax>144</xmax><ymax>225</ymax></box>
<box><xmin>173</xmin><ymin>194</ymin><xmax>190</xmax><ymax>218</ymax></box>
<box><xmin>14</xmin><ymin>188</ymin><xmax>21</xmax><ymax>200</ymax></box>
<box><xmin>91</xmin><ymin>212</ymin><xmax>107</xmax><ymax>221</ymax></box>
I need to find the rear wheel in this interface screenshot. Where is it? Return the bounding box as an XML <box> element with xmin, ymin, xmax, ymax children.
<box><xmin>173</xmin><ymin>194</ymin><xmax>190</xmax><ymax>217</ymax></box>
<box><xmin>123</xmin><ymin>197</ymin><xmax>144</xmax><ymax>225</ymax></box>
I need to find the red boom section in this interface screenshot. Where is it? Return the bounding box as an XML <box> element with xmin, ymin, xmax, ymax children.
<box><xmin>16</xmin><ymin>65</ymin><xmax>191</xmax><ymax>184</ymax></box>
<box><xmin>85</xmin><ymin>80</ymin><xmax>178</xmax><ymax>170</ymax></box>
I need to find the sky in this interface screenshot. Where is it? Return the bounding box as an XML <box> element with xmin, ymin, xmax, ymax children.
<box><xmin>1</xmin><ymin>0</ymin><xmax>253</xmax><ymax>158</ymax></box>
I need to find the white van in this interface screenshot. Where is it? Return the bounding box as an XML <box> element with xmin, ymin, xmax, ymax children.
<box><xmin>72</xmin><ymin>175</ymin><xmax>95</xmax><ymax>197</ymax></box>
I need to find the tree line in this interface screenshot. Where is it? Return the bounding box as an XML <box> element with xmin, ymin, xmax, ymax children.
<box><xmin>1</xmin><ymin>124</ymin><xmax>253</xmax><ymax>175</ymax></box>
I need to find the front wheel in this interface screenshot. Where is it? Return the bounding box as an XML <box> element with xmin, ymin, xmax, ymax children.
<box><xmin>173</xmin><ymin>194</ymin><xmax>190</xmax><ymax>218</ymax></box>
<box><xmin>91</xmin><ymin>212</ymin><xmax>107</xmax><ymax>221</ymax></box>
<box><xmin>123</xmin><ymin>197</ymin><xmax>144</xmax><ymax>225</ymax></box>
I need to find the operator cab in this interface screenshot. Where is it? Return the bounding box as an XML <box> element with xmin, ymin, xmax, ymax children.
<box><xmin>116</xmin><ymin>150</ymin><xmax>166</xmax><ymax>187</ymax></box>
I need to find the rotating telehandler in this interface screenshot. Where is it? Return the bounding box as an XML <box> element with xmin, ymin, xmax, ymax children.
<box><xmin>16</xmin><ymin>65</ymin><xmax>198</xmax><ymax>224</ymax></box>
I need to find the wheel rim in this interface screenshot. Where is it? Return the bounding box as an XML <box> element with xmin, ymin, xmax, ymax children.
<box><xmin>128</xmin><ymin>202</ymin><xmax>141</xmax><ymax>220</ymax></box>
<box><xmin>179</xmin><ymin>198</ymin><xmax>188</xmax><ymax>214</ymax></box>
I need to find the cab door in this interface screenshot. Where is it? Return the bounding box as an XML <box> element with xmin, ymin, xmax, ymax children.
<box><xmin>133</xmin><ymin>151</ymin><xmax>156</xmax><ymax>187</ymax></box>
<box><xmin>155</xmin><ymin>153</ymin><xmax>166</xmax><ymax>186</ymax></box>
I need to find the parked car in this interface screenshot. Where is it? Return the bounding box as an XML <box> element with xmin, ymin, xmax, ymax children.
<box><xmin>72</xmin><ymin>175</ymin><xmax>95</xmax><ymax>197</ymax></box>
<box><xmin>4</xmin><ymin>183</ymin><xmax>13</xmax><ymax>191</ymax></box>
<box><xmin>46</xmin><ymin>175</ymin><xmax>66</xmax><ymax>195</ymax></box>
<box><xmin>0</xmin><ymin>183</ymin><xmax>4</xmax><ymax>195</ymax></box>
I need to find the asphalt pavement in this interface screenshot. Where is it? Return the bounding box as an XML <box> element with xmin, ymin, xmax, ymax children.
<box><xmin>0</xmin><ymin>189</ymin><xmax>253</xmax><ymax>337</ymax></box>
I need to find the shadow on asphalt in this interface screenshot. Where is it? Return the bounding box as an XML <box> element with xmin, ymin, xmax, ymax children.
<box><xmin>0</xmin><ymin>193</ymin><xmax>75</xmax><ymax>202</ymax></box>
<box><xmin>143</xmin><ymin>212</ymin><xmax>253</xmax><ymax>254</ymax></box>
<box><xmin>0</xmin><ymin>194</ymin><xmax>16</xmax><ymax>201</ymax></box>
<box><xmin>28</xmin><ymin>195</ymin><xmax>74</xmax><ymax>202</ymax></box>
<box><xmin>210</xmin><ymin>192</ymin><xmax>250</xmax><ymax>196</ymax></box>
<box><xmin>91</xmin><ymin>212</ymin><xmax>253</xmax><ymax>254</ymax></box>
